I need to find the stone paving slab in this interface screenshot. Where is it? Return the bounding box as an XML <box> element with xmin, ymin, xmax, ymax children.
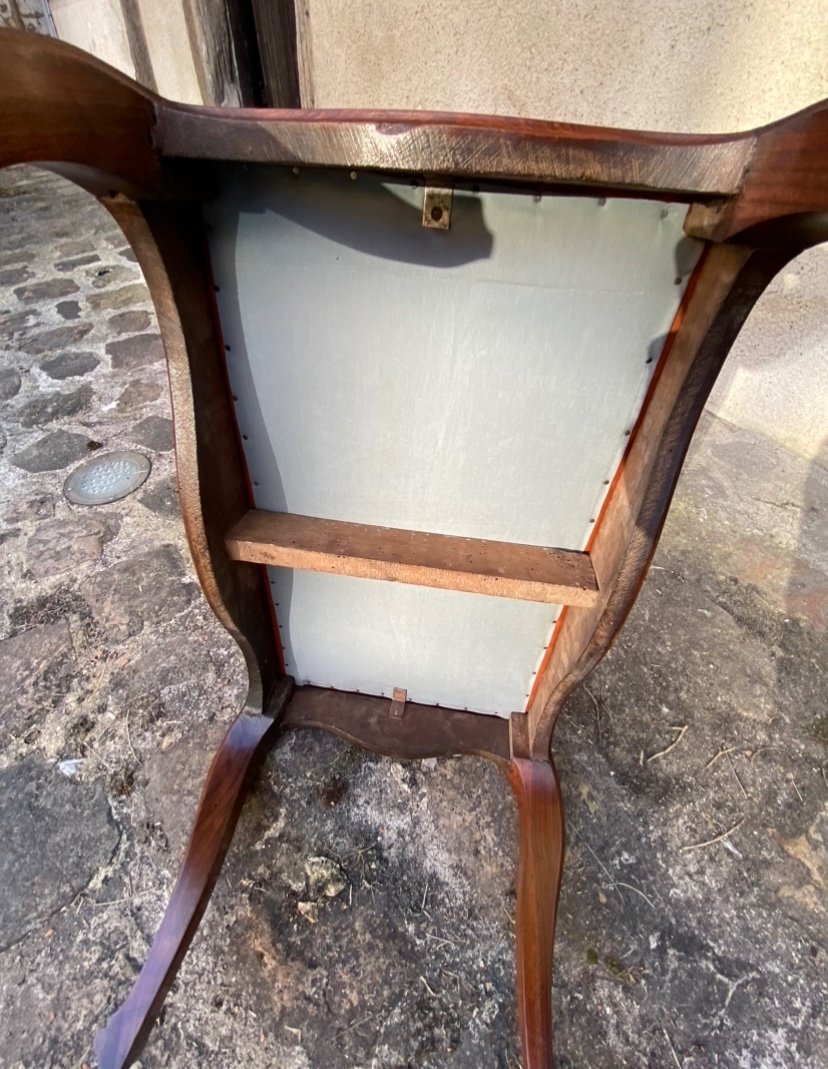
<box><xmin>0</xmin><ymin>166</ymin><xmax>825</xmax><ymax>1069</ymax></box>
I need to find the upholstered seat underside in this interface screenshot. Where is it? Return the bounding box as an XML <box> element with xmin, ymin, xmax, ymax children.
<box><xmin>207</xmin><ymin>168</ymin><xmax>700</xmax><ymax>714</ymax></box>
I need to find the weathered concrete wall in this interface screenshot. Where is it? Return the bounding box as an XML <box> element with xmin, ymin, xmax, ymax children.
<box><xmin>136</xmin><ymin>0</ymin><xmax>203</xmax><ymax>104</ymax></box>
<box><xmin>709</xmin><ymin>248</ymin><xmax>828</xmax><ymax>463</ymax></box>
<box><xmin>50</xmin><ymin>0</ymin><xmax>204</xmax><ymax>104</ymax></box>
<box><xmin>50</xmin><ymin>0</ymin><xmax>136</xmax><ymax>80</ymax></box>
<box><xmin>0</xmin><ymin>0</ymin><xmax>55</xmax><ymax>34</ymax></box>
<box><xmin>305</xmin><ymin>0</ymin><xmax>828</xmax><ymax>130</ymax></box>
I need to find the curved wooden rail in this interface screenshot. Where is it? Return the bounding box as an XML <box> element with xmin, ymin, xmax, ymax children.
<box><xmin>0</xmin><ymin>26</ymin><xmax>161</xmax><ymax>197</ymax></box>
<box><xmin>280</xmin><ymin>685</ymin><xmax>512</xmax><ymax>766</ymax></box>
<box><xmin>526</xmin><ymin>244</ymin><xmax>795</xmax><ymax>756</ymax></box>
<box><xmin>157</xmin><ymin>101</ymin><xmax>754</xmax><ymax>198</ymax></box>
<box><xmin>104</xmin><ymin>197</ymin><xmax>283</xmax><ymax>706</ymax></box>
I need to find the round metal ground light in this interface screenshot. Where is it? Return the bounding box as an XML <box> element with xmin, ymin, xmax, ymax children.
<box><xmin>63</xmin><ymin>450</ymin><xmax>151</xmax><ymax>506</ymax></box>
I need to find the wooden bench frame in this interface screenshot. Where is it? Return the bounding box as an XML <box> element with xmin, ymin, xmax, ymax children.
<box><xmin>1</xmin><ymin>27</ymin><xmax>826</xmax><ymax>1069</ymax></box>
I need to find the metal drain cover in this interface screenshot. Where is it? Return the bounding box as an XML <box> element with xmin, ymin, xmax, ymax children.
<box><xmin>63</xmin><ymin>450</ymin><xmax>151</xmax><ymax>505</ymax></box>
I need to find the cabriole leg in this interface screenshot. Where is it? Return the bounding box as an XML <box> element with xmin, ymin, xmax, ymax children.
<box><xmin>509</xmin><ymin>755</ymin><xmax>565</xmax><ymax>1069</ymax></box>
<box><xmin>95</xmin><ymin>681</ymin><xmax>291</xmax><ymax>1069</ymax></box>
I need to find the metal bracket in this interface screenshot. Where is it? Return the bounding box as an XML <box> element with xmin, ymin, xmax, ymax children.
<box><xmin>389</xmin><ymin>687</ymin><xmax>407</xmax><ymax>719</ymax></box>
<box><xmin>422</xmin><ymin>186</ymin><xmax>453</xmax><ymax>229</ymax></box>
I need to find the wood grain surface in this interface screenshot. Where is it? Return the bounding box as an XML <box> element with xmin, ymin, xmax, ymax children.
<box><xmin>280</xmin><ymin>685</ymin><xmax>512</xmax><ymax>765</ymax></box>
<box><xmin>509</xmin><ymin>755</ymin><xmax>565</xmax><ymax>1069</ymax></box>
<box><xmin>226</xmin><ymin>510</ymin><xmax>600</xmax><ymax>606</ymax></box>
<box><xmin>0</xmin><ymin>26</ymin><xmax>162</xmax><ymax>197</ymax></box>
<box><xmin>157</xmin><ymin>103</ymin><xmax>754</xmax><ymax>197</ymax></box>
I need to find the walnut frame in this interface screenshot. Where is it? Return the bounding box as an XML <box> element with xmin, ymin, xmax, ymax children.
<box><xmin>1</xmin><ymin>28</ymin><xmax>826</xmax><ymax>1069</ymax></box>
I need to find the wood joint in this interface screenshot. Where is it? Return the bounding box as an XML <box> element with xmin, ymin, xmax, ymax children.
<box><xmin>389</xmin><ymin>687</ymin><xmax>407</xmax><ymax>720</ymax></box>
<box><xmin>510</xmin><ymin>712</ymin><xmax>532</xmax><ymax>761</ymax></box>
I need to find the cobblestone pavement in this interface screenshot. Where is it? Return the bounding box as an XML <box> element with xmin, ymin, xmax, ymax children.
<box><xmin>0</xmin><ymin>166</ymin><xmax>826</xmax><ymax>1069</ymax></box>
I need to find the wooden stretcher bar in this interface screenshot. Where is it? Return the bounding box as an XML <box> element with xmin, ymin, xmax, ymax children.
<box><xmin>225</xmin><ymin>509</ymin><xmax>600</xmax><ymax>605</ymax></box>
